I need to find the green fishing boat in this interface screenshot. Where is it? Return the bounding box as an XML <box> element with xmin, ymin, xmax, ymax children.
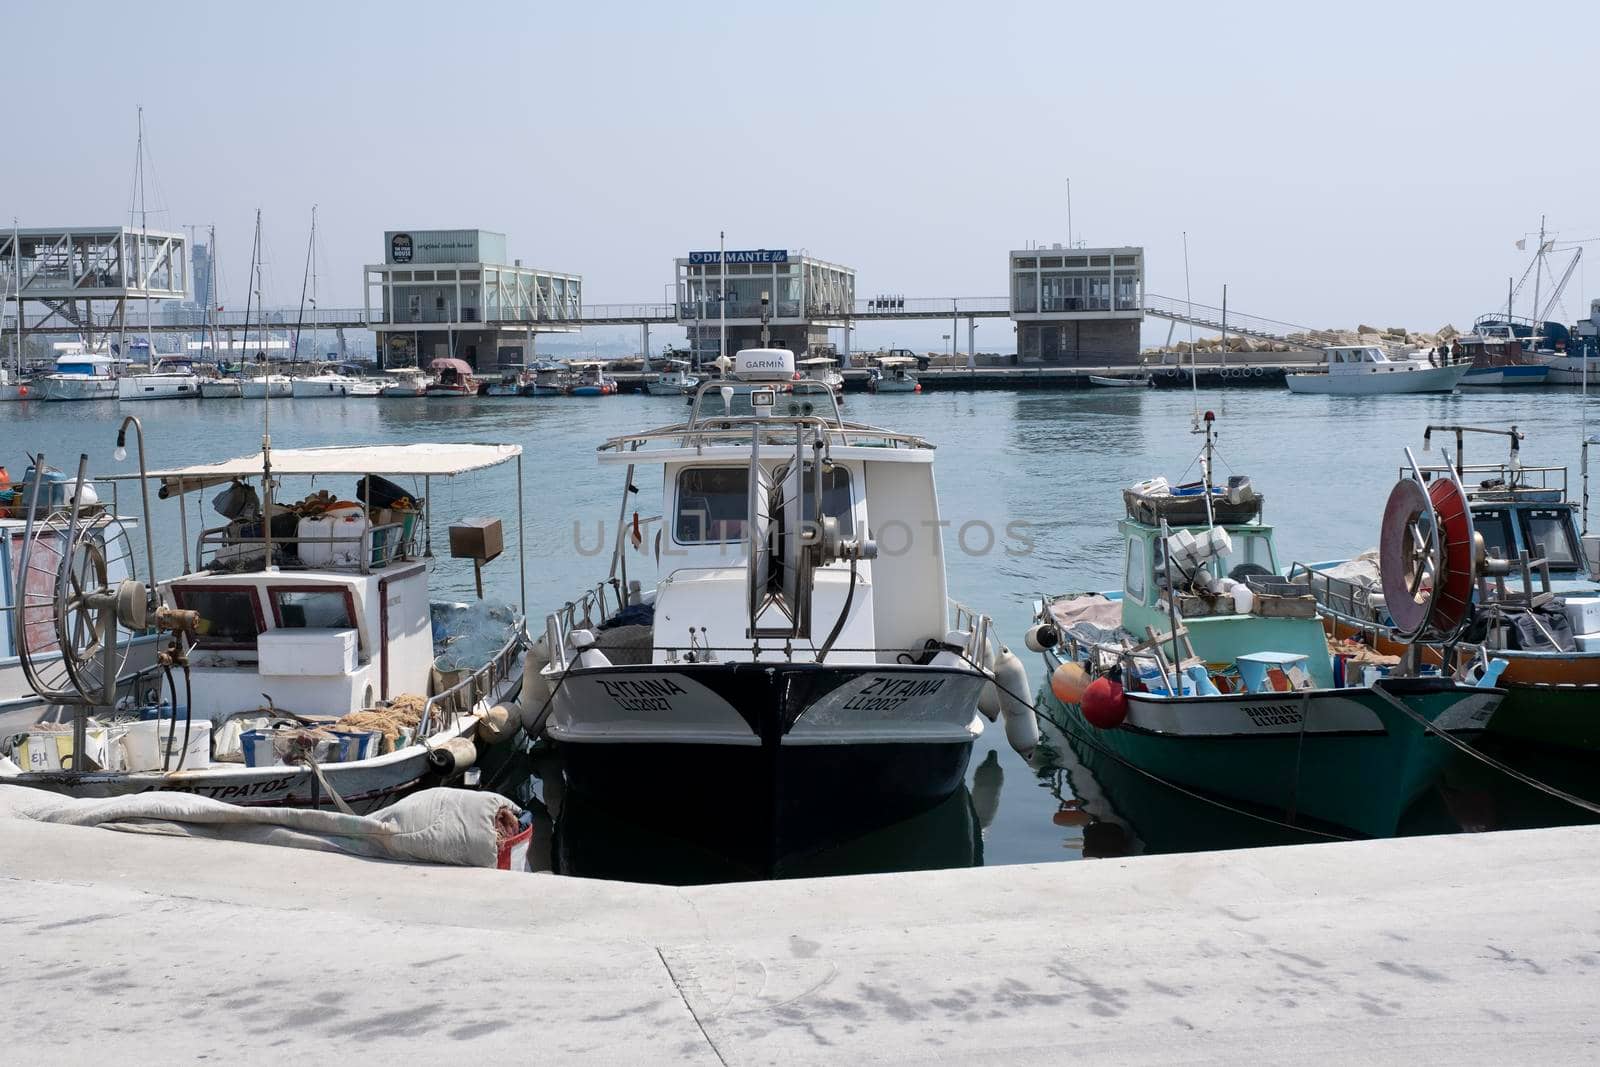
<box><xmin>1028</xmin><ymin>416</ymin><xmax>1504</xmax><ymax>839</ymax></box>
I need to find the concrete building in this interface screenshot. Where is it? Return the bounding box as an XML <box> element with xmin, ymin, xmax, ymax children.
<box><xmin>1010</xmin><ymin>245</ymin><xmax>1143</xmax><ymax>364</ymax></box>
<box><xmin>364</xmin><ymin>229</ymin><xmax>580</xmax><ymax>370</ymax></box>
<box><xmin>675</xmin><ymin>248</ymin><xmax>853</xmax><ymax>363</ymax></box>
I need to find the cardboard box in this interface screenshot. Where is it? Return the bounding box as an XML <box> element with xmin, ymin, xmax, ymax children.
<box><xmin>449</xmin><ymin>517</ymin><xmax>503</xmax><ymax>562</ymax></box>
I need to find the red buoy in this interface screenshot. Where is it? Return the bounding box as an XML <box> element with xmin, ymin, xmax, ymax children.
<box><xmin>1080</xmin><ymin>677</ymin><xmax>1128</xmax><ymax>729</ymax></box>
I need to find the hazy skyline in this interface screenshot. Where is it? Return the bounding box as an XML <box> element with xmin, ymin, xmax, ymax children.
<box><xmin>6</xmin><ymin>0</ymin><xmax>1596</xmax><ymax>350</ymax></box>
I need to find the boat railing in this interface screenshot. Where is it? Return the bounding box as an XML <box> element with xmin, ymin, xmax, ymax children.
<box><xmin>1288</xmin><ymin>561</ymin><xmax>1379</xmax><ymax>623</ymax></box>
<box><xmin>417</xmin><ymin>620</ymin><xmax>529</xmax><ymax>737</ymax></box>
<box><xmin>598</xmin><ymin>419</ymin><xmax>933</xmax><ymax>454</ymax></box>
<box><xmin>1401</xmin><ymin>462</ymin><xmax>1567</xmax><ymax>498</ymax></box>
<box><xmin>949</xmin><ymin>600</ymin><xmax>993</xmax><ymax>664</ymax></box>
<box><xmin>194</xmin><ymin>519</ymin><xmax>419</xmax><ymax>575</ymax></box>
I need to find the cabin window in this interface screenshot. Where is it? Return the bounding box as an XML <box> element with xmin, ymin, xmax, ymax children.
<box><xmin>273</xmin><ymin>589</ymin><xmax>356</xmax><ymax>630</ymax></box>
<box><xmin>676</xmin><ymin>467</ymin><xmax>750</xmax><ymax>543</ymax></box>
<box><xmin>1125</xmin><ymin>538</ymin><xmax>1148</xmax><ymax>603</ymax></box>
<box><xmin>1474</xmin><ymin>508</ymin><xmax>1516</xmax><ymax>562</ymax></box>
<box><xmin>172</xmin><ymin>587</ymin><xmax>262</xmax><ymax>649</ymax></box>
<box><xmin>1519</xmin><ymin>508</ymin><xmax>1580</xmax><ymax>569</ymax></box>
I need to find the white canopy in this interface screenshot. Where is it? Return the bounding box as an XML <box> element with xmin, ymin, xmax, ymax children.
<box><xmin>102</xmin><ymin>443</ymin><xmax>522</xmax><ymax>497</ymax></box>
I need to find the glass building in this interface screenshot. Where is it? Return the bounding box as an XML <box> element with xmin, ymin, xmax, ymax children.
<box><xmin>365</xmin><ymin>229</ymin><xmax>580</xmax><ymax>370</ymax></box>
<box><xmin>674</xmin><ymin>250</ymin><xmax>853</xmax><ymax>363</ymax></box>
<box><xmin>1009</xmin><ymin>245</ymin><xmax>1144</xmax><ymax>364</ymax></box>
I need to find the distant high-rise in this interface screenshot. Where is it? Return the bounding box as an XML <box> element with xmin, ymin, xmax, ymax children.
<box><xmin>190</xmin><ymin>241</ymin><xmax>214</xmax><ymax>308</ymax></box>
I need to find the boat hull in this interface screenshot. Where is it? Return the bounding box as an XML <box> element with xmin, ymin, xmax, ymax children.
<box><xmin>240</xmin><ymin>379</ymin><xmax>293</xmax><ymax>399</ymax></box>
<box><xmin>117</xmin><ymin>373</ymin><xmax>200</xmax><ymax>400</ymax></box>
<box><xmin>870</xmin><ymin>380</ymin><xmax>920</xmax><ymax>393</ymax></box>
<box><xmin>1460</xmin><ymin>365</ymin><xmax>1548</xmax><ymax>387</ymax></box>
<box><xmin>40</xmin><ymin>376</ymin><xmax>117</xmax><ymax>401</ymax></box>
<box><xmin>545</xmin><ymin>660</ymin><xmax>986</xmax><ymax>848</ymax></box>
<box><xmin>1039</xmin><ymin>677</ymin><xmax>1498</xmax><ymax>837</ymax></box>
<box><xmin>1285</xmin><ymin>364</ymin><xmax>1468</xmax><ymax>395</ymax></box>
<box><xmin>291</xmin><ymin>378</ymin><xmax>351</xmax><ymax>398</ymax></box>
<box><xmin>199</xmin><ymin>380</ymin><xmax>243</xmax><ymax>399</ymax></box>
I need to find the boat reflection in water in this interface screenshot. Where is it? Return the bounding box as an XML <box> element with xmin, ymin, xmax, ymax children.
<box><xmin>501</xmin><ymin>741</ymin><xmax>990</xmax><ymax>884</ymax></box>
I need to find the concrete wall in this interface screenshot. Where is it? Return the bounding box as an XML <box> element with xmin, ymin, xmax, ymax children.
<box><xmin>1019</xmin><ymin>319</ymin><xmax>1140</xmax><ymax>365</ymax></box>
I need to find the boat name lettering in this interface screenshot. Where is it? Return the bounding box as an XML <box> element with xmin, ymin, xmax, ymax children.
<box><xmin>159</xmin><ymin>776</ymin><xmax>297</xmax><ymax>800</ymax></box>
<box><xmin>1242</xmin><ymin>703</ymin><xmax>1303</xmax><ymax>728</ymax></box>
<box><xmin>843</xmin><ymin>675</ymin><xmax>946</xmax><ymax>712</ymax></box>
<box><xmin>600</xmin><ymin>677</ymin><xmax>688</xmax><ymax>713</ymax></box>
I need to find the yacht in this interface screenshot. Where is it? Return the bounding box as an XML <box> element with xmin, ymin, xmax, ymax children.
<box><xmin>290</xmin><ymin>365</ymin><xmax>358</xmax><ymax>398</ymax></box>
<box><xmin>117</xmin><ymin>357</ymin><xmax>201</xmax><ymax>401</ymax></box>
<box><xmin>240</xmin><ymin>373</ymin><xmax>293</xmax><ymax>399</ymax></box>
<box><xmin>199</xmin><ymin>376</ymin><xmax>244</xmax><ymax>399</ymax></box>
<box><xmin>533</xmin><ymin>348</ymin><xmax>1029</xmax><ymax>847</ymax></box>
<box><xmin>1285</xmin><ymin>345</ymin><xmax>1469</xmax><ymax>395</ymax></box>
<box><xmin>39</xmin><ymin>351</ymin><xmax>122</xmax><ymax>401</ymax></box>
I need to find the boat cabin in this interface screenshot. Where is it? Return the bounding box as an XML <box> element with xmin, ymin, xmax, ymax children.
<box><xmin>1320</xmin><ymin>345</ymin><xmax>1425</xmax><ymax>374</ymax></box>
<box><xmin>591</xmin><ymin>348</ymin><xmax>946</xmax><ymax>668</ymax></box>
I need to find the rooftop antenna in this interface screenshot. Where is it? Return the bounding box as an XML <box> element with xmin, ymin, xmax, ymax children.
<box><xmin>1066</xmin><ymin>179</ymin><xmax>1073</xmax><ymax>250</ymax></box>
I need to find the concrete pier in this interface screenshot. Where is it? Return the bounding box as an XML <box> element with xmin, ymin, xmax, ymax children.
<box><xmin>3</xmin><ymin>809</ymin><xmax>1597</xmax><ymax>1062</ymax></box>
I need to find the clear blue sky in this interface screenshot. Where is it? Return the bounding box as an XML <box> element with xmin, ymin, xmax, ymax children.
<box><xmin>6</xmin><ymin>0</ymin><xmax>1596</xmax><ymax>349</ymax></box>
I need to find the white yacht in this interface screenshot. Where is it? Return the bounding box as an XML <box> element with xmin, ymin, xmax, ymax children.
<box><xmin>117</xmin><ymin>357</ymin><xmax>201</xmax><ymax>401</ymax></box>
<box><xmin>199</xmin><ymin>377</ymin><xmax>244</xmax><ymax>399</ymax></box>
<box><xmin>290</xmin><ymin>366</ymin><xmax>358</xmax><ymax>398</ymax></box>
<box><xmin>534</xmin><ymin>348</ymin><xmax>1030</xmax><ymax>846</ymax></box>
<box><xmin>2</xmin><ymin>438</ymin><xmax>529</xmax><ymax>811</ymax></box>
<box><xmin>39</xmin><ymin>352</ymin><xmax>122</xmax><ymax>401</ymax></box>
<box><xmin>240</xmin><ymin>373</ymin><xmax>293</xmax><ymax>399</ymax></box>
<box><xmin>1285</xmin><ymin>345</ymin><xmax>1469</xmax><ymax>395</ymax></box>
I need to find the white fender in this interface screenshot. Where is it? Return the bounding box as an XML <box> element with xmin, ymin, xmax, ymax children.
<box><xmin>1023</xmin><ymin>622</ymin><xmax>1059</xmax><ymax>654</ymax></box>
<box><xmin>994</xmin><ymin>646</ymin><xmax>1039</xmax><ymax>759</ymax></box>
<box><xmin>974</xmin><ymin>630</ymin><xmax>1002</xmax><ymax>723</ymax></box>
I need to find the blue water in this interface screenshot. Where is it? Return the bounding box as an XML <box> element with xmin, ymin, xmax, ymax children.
<box><xmin>7</xmin><ymin>386</ymin><xmax>1600</xmax><ymax>880</ymax></box>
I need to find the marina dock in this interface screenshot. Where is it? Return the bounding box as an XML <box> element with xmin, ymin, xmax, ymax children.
<box><xmin>5</xmin><ymin>807</ymin><xmax>1596</xmax><ymax>1062</ymax></box>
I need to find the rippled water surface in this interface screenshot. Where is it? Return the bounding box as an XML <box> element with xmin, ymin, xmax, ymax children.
<box><xmin>8</xmin><ymin>385</ymin><xmax>1600</xmax><ymax>881</ymax></box>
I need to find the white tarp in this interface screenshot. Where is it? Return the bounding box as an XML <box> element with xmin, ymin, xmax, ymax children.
<box><xmin>99</xmin><ymin>443</ymin><xmax>522</xmax><ymax>497</ymax></box>
<box><xmin>0</xmin><ymin>786</ymin><xmax>520</xmax><ymax>868</ymax></box>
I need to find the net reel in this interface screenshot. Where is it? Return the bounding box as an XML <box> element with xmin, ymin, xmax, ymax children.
<box><xmin>15</xmin><ymin>457</ymin><xmax>150</xmax><ymax>708</ymax></box>
<box><xmin>1378</xmin><ymin>448</ymin><xmax>1476</xmax><ymax>643</ymax></box>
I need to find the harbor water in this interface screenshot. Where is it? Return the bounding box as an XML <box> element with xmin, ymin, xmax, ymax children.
<box><xmin>9</xmin><ymin>386</ymin><xmax>1600</xmax><ymax>880</ymax></box>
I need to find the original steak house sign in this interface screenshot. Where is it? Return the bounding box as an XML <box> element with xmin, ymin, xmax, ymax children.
<box><xmin>688</xmin><ymin>249</ymin><xmax>789</xmax><ymax>265</ymax></box>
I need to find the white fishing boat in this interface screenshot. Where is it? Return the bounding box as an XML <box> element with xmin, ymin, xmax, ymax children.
<box><xmin>867</xmin><ymin>355</ymin><xmax>921</xmax><ymax>393</ymax></box>
<box><xmin>644</xmin><ymin>358</ymin><xmax>698</xmax><ymax>397</ymax></box>
<box><xmin>526</xmin><ymin>362</ymin><xmax>567</xmax><ymax>397</ymax></box>
<box><xmin>1</xmin><ymin>433</ymin><xmax>530</xmax><ymax>812</ymax></box>
<box><xmin>482</xmin><ymin>367</ymin><xmax>528</xmax><ymax>397</ymax></box>
<box><xmin>117</xmin><ymin>357</ymin><xmax>201</xmax><ymax>401</ymax></box>
<box><xmin>1285</xmin><ymin>344</ymin><xmax>1469</xmax><ymax>395</ymax></box>
<box><xmin>1087</xmin><ymin>373</ymin><xmax>1151</xmax><ymax>388</ymax></box>
<box><xmin>532</xmin><ymin>348</ymin><xmax>1035</xmax><ymax>848</ymax></box>
<box><xmin>39</xmin><ymin>351</ymin><xmax>122</xmax><ymax>402</ymax></box>
<box><xmin>379</xmin><ymin>367</ymin><xmax>431</xmax><ymax>397</ymax></box>
<box><xmin>795</xmin><ymin>355</ymin><xmax>845</xmax><ymax>397</ymax></box>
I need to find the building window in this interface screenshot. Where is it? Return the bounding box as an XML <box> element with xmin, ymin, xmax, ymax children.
<box><xmin>1013</xmin><ymin>273</ymin><xmax>1038</xmax><ymax>313</ymax></box>
<box><xmin>1014</xmin><ymin>257</ymin><xmax>1037</xmax><ymax>269</ymax></box>
<box><xmin>1090</xmin><ymin>256</ymin><xmax>1111</xmax><ymax>267</ymax></box>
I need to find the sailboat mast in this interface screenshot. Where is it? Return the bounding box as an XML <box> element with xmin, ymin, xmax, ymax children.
<box><xmin>135</xmin><ymin>107</ymin><xmax>152</xmax><ymax>372</ymax></box>
<box><xmin>718</xmin><ymin>230</ymin><xmax>726</xmax><ymax>363</ymax></box>
<box><xmin>1531</xmin><ymin>215</ymin><xmax>1545</xmax><ymax>348</ymax></box>
<box><xmin>310</xmin><ymin>205</ymin><xmax>318</xmax><ymax>364</ymax></box>
<box><xmin>9</xmin><ymin>218</ymin><xmax>19</xmax><ymax>379</ymax></box>
<box><xmin>205</xmin><ymin>224</ymin><xmax>217</xmax><ymax>364</ymax></box>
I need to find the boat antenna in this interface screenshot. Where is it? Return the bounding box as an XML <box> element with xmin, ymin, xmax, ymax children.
<box><xmin>1182</xmin><ymin>231</ymin><xmax>1198</xmax><ymax>428</ymax></box>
